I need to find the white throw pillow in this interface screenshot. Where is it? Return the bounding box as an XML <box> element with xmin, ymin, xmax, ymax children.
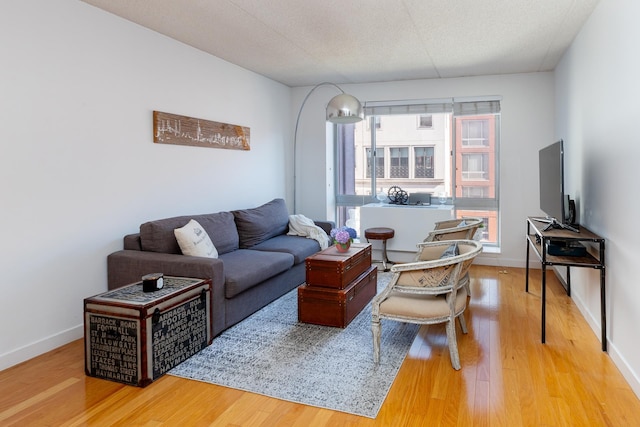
<box><xmin>174</xmin><ymin>219</ymin><xmax>218</xmax><ymax>258</ymax></box>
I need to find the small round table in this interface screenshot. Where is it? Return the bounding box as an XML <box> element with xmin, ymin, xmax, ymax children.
<box><xmin>364</xmin><ymin>227</ymin><xmax>395</xmax><ymax>272</ymax></box>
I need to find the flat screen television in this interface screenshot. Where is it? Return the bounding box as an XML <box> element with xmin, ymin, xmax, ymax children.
<box><xmin>538</xmin><ymin>139</ymin><xmax>578</xmax><ymax>232</ymax></box>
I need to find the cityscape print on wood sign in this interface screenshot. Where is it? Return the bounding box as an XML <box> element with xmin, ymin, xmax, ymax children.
<box><xmin>153</xmin><ymin>110</ymin><xmax>250</xmax><ymax>151</ymax></box>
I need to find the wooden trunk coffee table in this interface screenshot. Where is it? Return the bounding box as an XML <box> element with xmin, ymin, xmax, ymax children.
<box><xmin>298</xmin><ymin>243</ymin><xmax>376</xmax><ymax>328</ymax></box>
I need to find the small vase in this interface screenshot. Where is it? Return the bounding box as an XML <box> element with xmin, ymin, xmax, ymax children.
<box><xmin>335</xmin><ymin>241</ymin><xmax>351</xmax><ymax>253</ymax></box>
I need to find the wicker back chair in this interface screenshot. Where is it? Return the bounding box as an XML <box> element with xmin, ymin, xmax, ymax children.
<box><xmin>423</xmin><ymin>217</ymin><xmax>484</xmax><ymax>242</ymax></box>
<box><xmin>372</xmin><ymin>240</ymin><xmax>483</xmax><ymax>370</ymax></box>
<box><xmin>420</xmin><ymin>217</ymin><xmax>484</xmax><ymax>296</ymax></box>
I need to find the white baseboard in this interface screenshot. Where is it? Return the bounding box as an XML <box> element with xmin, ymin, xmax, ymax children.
<box><xmin>608</xmin><ymin>342</ymin><xmax>640</xmax><ymax>400</ymax></box>
<box><xmin>382</xmin><ymin>249</ymin><xmax>540</xmax><ymax>270</ymax></box>
<box><xmin>0</xmin><ymin>324</ymin><xmax>83</xmax><ymax>371</ymax></box>
<box><xmin>570</xmin><ymin>292</ymin><xmax>640</xmax><ymax>400</ymax></box>
<box><xmin>475</xmin><ymin>253</ymin><xmax>524</xmax><ymax>268</ymax></box>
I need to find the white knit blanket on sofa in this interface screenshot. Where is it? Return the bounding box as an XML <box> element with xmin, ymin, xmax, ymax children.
<box><xmin>287</xmin><ymin>214</ymin><xmax>330</xmax><ymax>250</ymax></box>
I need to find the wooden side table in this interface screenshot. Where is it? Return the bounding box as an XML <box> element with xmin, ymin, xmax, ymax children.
<box><xmin>364</xmin><ymin>227</ymin><xmax>395</xmax><ymax>271</ymax></box>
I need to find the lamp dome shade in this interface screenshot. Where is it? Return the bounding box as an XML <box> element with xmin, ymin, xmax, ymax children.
<box><xmin>326</xmin><ymin>93</ymin><xmax>364</xmax><ymax>124</ymax></box>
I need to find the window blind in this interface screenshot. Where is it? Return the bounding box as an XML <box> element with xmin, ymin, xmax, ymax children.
<box><xmin>453</xmin><ymin>99</ymin><xmax>501</xmax><ymax>116</ymax></box>
<box><xmin>363</xmin><ymin>97</ymin><xmax>501</xmax><ymax>117</ymax></box>
<box><xmin>363</xmin><ymin>98</ymin><xmax>453</xmax><ymax>116</ymax></box>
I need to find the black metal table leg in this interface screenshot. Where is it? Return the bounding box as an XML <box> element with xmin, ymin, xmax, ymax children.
<box><xmin>601</xmin><ymin>267</ymin><xmax>607</xmax><ymax>351</ymax></box>
<box><xmin>525</xmin><ymin>222</ymin><xmax>530</xmax><ymax>292</ymax></box>
<box><xmin>541</xmin><ymin>263</ymin><xmax>546</xmax><ymax>344</ymax></box>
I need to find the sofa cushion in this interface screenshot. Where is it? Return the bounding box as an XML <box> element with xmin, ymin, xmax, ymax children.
<box><xmin>250</xmin><ymin>234</ymin><xmax>320</xmax><ymax>264</ymax></box>
<box><xmin>140</xmin><ymin>211</ymin><xmax>239</xmax><ymax>255</ymax></box>
<box><xmin>233</xmin><ymin>198</ymin><xmax>289</xmax><ymax>248</ymax></box>
<box><xmin>220</xmin><ymin>249</ymin><xmax>295</xmax><ymax>298</ymax></box>
<box><xmin>174</xmin><ymin>219</ymin><xmax>218</xmax><ymax>258</ymax></box>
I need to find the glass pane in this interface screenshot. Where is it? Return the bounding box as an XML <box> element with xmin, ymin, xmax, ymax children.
<box><xmin>456</xmin><ymin>209</ymin><xmax>497</xmax><ymax>244</ymax></box>
<box><xmin>339</xmin><ymin>109</ymin><xmax>499</xmax><ymax>247</ymax></box>
<box><xmin>354</xmin><ymin>113</ymin><xmax>452</xmax><ymax>198</ymax></box>
<box><xmin>336</xmin><ymin>206</ymin><xmax>361</xmax><ymax>231</ymax></box>
<box><xmin>454</xmin><ymin>114</ymin><xmax>499</xmax><ymax>245</ymax></box>
<box><xmin>455</xmin><ymin>116</ymin><xmax>496</xmax><ymax>199</ymax></box>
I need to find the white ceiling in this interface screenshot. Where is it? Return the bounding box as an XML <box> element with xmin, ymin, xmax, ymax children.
<box><xmin>81</xmin><ymin>0</ymin><xmax>600</xmax><ymax>88</ymax></box>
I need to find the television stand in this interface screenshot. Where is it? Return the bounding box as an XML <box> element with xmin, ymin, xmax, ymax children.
<box><xmin>525</xmin><ymin>217</ymin><xmax>606</xmax><ymax>351</ymax></box>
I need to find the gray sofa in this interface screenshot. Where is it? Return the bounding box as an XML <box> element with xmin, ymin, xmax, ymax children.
<box><xmin>107</xmin><ymin>198</ymin><xmax>332</xmax><ymax>337</ymax></box>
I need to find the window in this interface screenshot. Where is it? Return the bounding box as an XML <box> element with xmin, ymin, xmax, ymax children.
<box><xmin>365</xmin><ymin>148</ymin><xmax>384</xmax><ymax>178</ymax></box>
<box><xmin>461</xmin><ymin>119</ymin><xmax>489</xmax><ymax>146</ymax></box>
<box><xmin>335</xmin><ymin>98</ymin><xmax>501</xmax><ymax>246</ymax></box>
<box><xmin>461</xmin><ymin>186</ymin><xmax>489</xmax><ymax>197</ymax></box>
<box><xmin>462</xmin><ymin>153</ymin><xmax>489</xmax><ymax>180</ymax></box>
<box><xmin>390</xmin><ymin>147</ymin><xmax>408</xmax><ymax>178</ymax></box>
<box><xmin>414</xmin><ymin>147</ymin><xmax>434</xmax><ymax>178</ymax></box>
<box><xmin>418</xmin><ymin>115</ymin><xmax>433</xmax><ymax>128</ymax></box>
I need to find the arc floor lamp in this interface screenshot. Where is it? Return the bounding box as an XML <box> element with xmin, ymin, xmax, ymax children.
<box><xmin>293</xmin><ymin>82</ymin><xmax>364</xmax><ymax>214</ymax></box>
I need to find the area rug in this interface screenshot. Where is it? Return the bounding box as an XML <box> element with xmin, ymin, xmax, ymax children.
<box><xmin>168</xmin><ymin>272</ymin><xmax>419</xmax><ymax>418</ymax></box>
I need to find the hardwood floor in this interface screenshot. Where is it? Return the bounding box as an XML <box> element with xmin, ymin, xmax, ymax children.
<box><xmin>2</xmin><ymin>266</ymin><xmax>639</xmax><ymax>426</ymax></box>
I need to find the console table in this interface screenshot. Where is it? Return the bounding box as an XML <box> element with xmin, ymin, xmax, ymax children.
<box><xmin>525</xmin><ymin>217</ymin><xmax>607</xmax><ymax>351</ymax></box>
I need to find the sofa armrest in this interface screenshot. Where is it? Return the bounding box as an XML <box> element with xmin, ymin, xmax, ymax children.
<box><xmin>123</xmin><ymin>233</ymin><xmax>142</xmax><ymax>250</ymax></box>
<box><xmin>107</xmin><ymin>250</ymin><xmax>224</xmax><ymax>290</ymax></box>
<box><xmin>313</xmin><ymin>220</ymin><xmax>335</xmax><ymax>235</ymax></box>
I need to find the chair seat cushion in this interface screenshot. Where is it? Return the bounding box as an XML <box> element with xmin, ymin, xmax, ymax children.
<box><xmin>379</xmin><ymin>287</ymin><xmax>467</xmax><ymax>320</ymax></box>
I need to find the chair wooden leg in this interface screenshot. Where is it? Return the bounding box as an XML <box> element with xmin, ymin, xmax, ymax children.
<box><xmin>446</xmin><ymin>320</ymin><xmax>461</xmax><ymax>370</ymax></box>
<box><xmin>461</xmin><ymin>273</ymin><xmax>471</xmax><ymax>298</ymax></box>
<box><xmin>458</xmin><ymin>312</ymin><xmax>468</xmax><ymax>334</ymax></box>
<box><xmin>372</xmin><ymin>319</ymin><xmax>381</xmax><ymax>363</ymax></box>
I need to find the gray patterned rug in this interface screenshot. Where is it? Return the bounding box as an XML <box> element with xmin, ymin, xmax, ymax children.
<box><xmin>168</xmin><ymin>272</ymin><xmax>419</xmax><ymax>418</ymax></box>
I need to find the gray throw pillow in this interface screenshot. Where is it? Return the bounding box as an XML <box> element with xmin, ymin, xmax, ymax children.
<box><xmin>440</xmin><ymin>243</ymin><xmax>460</xmax><ymax>258</ymax></box>
<box><xmin>233</xmin><ymin>198</ymin><xmax>289</xmax><ymax>248</ymax></box>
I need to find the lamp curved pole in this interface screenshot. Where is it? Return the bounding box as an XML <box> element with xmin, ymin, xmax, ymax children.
<box><xmin>293</xmin><ymin>83</ymin><xmax>343</xmax><ymax>214</ymax></box>
<box><xmin>293</xmin><ymin>82</ymin><xmax>363</xmax><ymax>214</ymax></box>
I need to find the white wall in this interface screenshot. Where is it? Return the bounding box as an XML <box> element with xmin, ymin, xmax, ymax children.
<box><xmin>293</xmin><ymin>73</ymin><xmax>556</xmax><ymax>267</ymax></box>
<box><xmin>0</xmin><ymin>0</ymin><xmax>291</xmax><ymax>370</ymax></box>
<box><xmin>555</xmin><ymin>0</ymin><xmax>640</xmax><ymax>396</ymax></box>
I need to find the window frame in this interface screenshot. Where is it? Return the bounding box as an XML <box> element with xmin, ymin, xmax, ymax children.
<box><xmin>335</xmin><ymin>97</ymin><xmax>501</xmax><ymax>246</ymax></box>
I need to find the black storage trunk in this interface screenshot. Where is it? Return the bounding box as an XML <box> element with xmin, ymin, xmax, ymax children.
<box><xmin>84</xmin><ymin>276</ymin><xmax>213</xmax><ymax>387</ymax></box>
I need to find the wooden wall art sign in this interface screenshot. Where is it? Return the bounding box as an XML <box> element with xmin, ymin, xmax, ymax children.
<box><xmin>153</xmin><ymin>110</ymin><xmax>250</xmax><ymax>151</ymax></box>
